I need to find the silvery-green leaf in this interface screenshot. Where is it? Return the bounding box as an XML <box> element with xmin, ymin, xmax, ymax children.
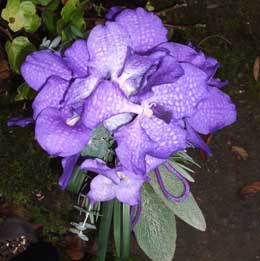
<box><xmin>172</xmin><ymin>151</ymin><xmax>200</xmax><ymax>167</ymax></box>
<box><xmin>150</xmin><ymin>165</ymin><xmax>206</xmax><ymax>231</ymax></box>
<box><xmin>169</xmin><ymin>160</ymin><xmax>195</xmax><ymax>182</ymax></box>
<box><xmin>134</xmin><ymin>184</ymin><xmax>177</xmax><ymax>261</ymax></box>
<box><xmin>81</xmin><ymin>125</ymin><xmax>114</xmax><ymax>161</ymax></box>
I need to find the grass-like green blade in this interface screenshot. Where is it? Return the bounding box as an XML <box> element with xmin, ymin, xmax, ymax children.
<box><xmin>113</xmin><ymin>200</ymin><xmax>121</xmax><ymax>257</ymax></box>
<box><xmin>97</xmin><ymin>201</ymin><xmax>114</xmax><ymax>261</ymax></box>
<box><xmin>122</xmin><ymin>204</ymin><xmax>130</xmax><ymax>259</ymax></box>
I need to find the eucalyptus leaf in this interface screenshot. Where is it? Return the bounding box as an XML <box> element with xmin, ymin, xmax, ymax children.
<box><xmin>49</xmin><ymin>36</ymin><xmax>61</xmax><ymax>49</ymax></box>
<box><xmin>150</xmin><ymin>165</ymin><xmax>206</xmax><ymax>231</ymax></box>
<box><xmin>1</xmin><ymin>0</ymin><xmax>41</xmax><ymax>32</ymax></box>
<box><xmin>134</xmin><ymin>184</ymin><xmax>177</xmax><ymax>261</ymax></box>
<box><xmin>5</xmin><ymin>36</ymin><xmax>35</xmax><ymax>74</ymax></box>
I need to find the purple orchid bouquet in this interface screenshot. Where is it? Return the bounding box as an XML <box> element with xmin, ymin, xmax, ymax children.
<box><xmin>10</xmin><ymin>6</ymin><xmax>236</xmax><ymax>260</ymax></box>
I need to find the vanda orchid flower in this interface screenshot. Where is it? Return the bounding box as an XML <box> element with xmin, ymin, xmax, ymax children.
<box><xmin>15</xmin><ymin>7</ymin><xmax>236</xmax><ymax>209</ymax></box>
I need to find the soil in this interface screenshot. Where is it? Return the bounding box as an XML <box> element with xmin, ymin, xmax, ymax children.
<box><xmin>1</xmin><ymin>0</ymin><xmax>260</xmax><ymax>260</ymax></box>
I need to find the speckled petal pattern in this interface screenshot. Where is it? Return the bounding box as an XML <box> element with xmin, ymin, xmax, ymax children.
<box><xmin>64</xmin><ymin>39</ymin><xmax>89</xmax><ymax>77</ymax></box>
<box><xmin>150</xmin><ymin>63</ymin><xmax>208</xmax><ymax>119</ymax></box>
<box><xmin>35</xmin><ymin>107</ymin><xmax>91</xmax><ymax>157</ymax></box>
<box><xmin>64</xmin><ymin>75</ymin><xmax>100</xmax><ymax>106</ymax></box>
<box><xmin>187</xmin><ymin>87</ymin><xmax>237</xmax><ymax>134</ymax></box>
<box><xmin>115</xmin><ymin>7</ymin><xmax>167</xmax><ymax>52</ymax></box>
<box><xmin>82</xmin><ymin>81</ymin><xmax>141</xmax><ymax>129</ymax></box>
<box><xmin>21</xmin><ymin>50</ymin><xmax>72</xmax><ymax>91</ymax></box>
<box><xmin>114</xmin><ymin>118</ymin><xmax>152</xmax><ymax>175</ymax></box>
<box><xmin>141</xmin><ymin>116</ymin><xmax>187</xmax><ymax>158</ymax></box>
<box><xmin>87</xmin><ymin>22</ymin><xmax>130</xmax><ymax>77</ymax></box>
<box><xmin>32</xmin><ymin>76</ymin><xmax>69</xmax><ymax>119</ymax></box>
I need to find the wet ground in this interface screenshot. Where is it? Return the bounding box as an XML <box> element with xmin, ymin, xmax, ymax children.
<box><xmin>172</xmin><ymin>1</ymin><xmax>260</xmax><ymax>261</ymax></box>
<box><xmin>1</xmin><ymin>0</ymin><xmax>260</xmax><ymax>260</ymax></box>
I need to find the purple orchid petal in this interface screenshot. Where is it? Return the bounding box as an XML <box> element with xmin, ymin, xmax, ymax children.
<box><xmin>87</xmin><ymin>169</ymin><xmax>144</xmax><ymax>206</ymax></box>
<box><xmin>115</xmin><ymin>170</ymin><xmax>145</xmax><ymax>205</ymax></box>
<box><xmin>159</xmin><ymin>42</ymin><xmax>199</xmax><ymax>64</ymax></box>
<box><xmin>141</xmin><ymin>116</ymin><xmax>187</xmax><ymax>158</ymax></box>
<box><xmin>116</xmin><ymin>50</ymin><xmax>156</xmax><ymax>96</ymax></box>
<box><xmin>155</xmin><ymin>164</ymin><xmax>190</xmax><ymax>203</ymax></box>
<box><xmin>105</xmin><ymin>6</ymin><xmax>123</xmax><ymax>20</ymax></box>
<box><xmin>146</xmin><ymin>55</ymin><xmax>184</xmax><ymax>88</ymax></box>
<box><xmin>59</xmin><ymin>153</ymin><xmax>80</xmax><ymax>190</ymax></box>
<box><xmin>187</xmin><ymin>87</ymin><xmax>237</xmax><ymax>134</ymax></box>
<box><xmin>160</xmin><ymin>42</ymin><xmax>221</xmax><ymax>79</ymax></box>
<box><xmin>150</xmin><ymin>63</ymin><xmax>208</xmax><ymax>119</ymax></box>
<box><xmin>82</xmin><ymin>81</ymin><xmax>141</xmax><ymax>129</ymax></box>
<box><xmin>35</xmin><ymin>107</ymin><xmax>91</xmax><ymax>157</ymax></box>
<box><xmin>115</xmin><ymin>7</ymin><xmax>167</xmax><ymax>53</ymax></box>
<box><xmin>64</xmin><ymin>39</ymin><xmax>89</xmax><ymax>77</ymax></box>
<box><xmin>21</xmin><ymin>50</ymin><xmax>72</xmax><ymax>91</ymax></box>
<box><xmin>185</xmin><ymin>121</ymin><xmax>212</xmax><ymax>156</ymax></box>
<box><xmin>114</xmin><ymin>118</ymin><xmax>152</xmax><ymax>175</ymax></box>
<box><xmin>145</xmin><ymin>155</ymin><xmax>166</xmax><ymax>173</ymax></box>
<box><xmin>199</xmin><ymin>56</ymin><xmax>219</xmax><ymax>77</ymax></box>
<box><xmin>151</xmin><ymin>104</ymin><xmax>172</xmax><ymax>123</ymax></box>
<box><xmin>80</xmin><ymin>159</ymin><xmax>120</xmax><ymax>184</ymax></box>
<box><xmin>208</xmin><ymin>78</ymin><xmax>228</xmax><ymax>88</ymax></box>
<box><xmin>32</xmin><ymin>76</ymin><xmax>69</xmax><ymax>119</ymax></box>
<box><xmin>7</xmin><ymin>117</ymin><xmax>34</xmax><ymax>127</ymax></box>
<box><xmin>87</xmin><ymin>22</ymin><xmax>130</xmax><ymax>77</ymax></box>
<box><xmin>64</xmin><ymin>75</ymin><xmax>100</xmax><ymax>106</ymax></box>
<box><xmin>87</xmin><ymin>175</ymin><xmax>116</xmax><ymax>205</ymax></box>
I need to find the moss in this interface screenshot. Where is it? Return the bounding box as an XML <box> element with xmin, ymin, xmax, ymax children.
<box><xmin>0</xmin><ymin>93</ymin><xmax>74</xmax><ymax>238</ymax></box>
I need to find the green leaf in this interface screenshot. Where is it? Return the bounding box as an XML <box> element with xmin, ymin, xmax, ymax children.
<box><xmin>42</xmin><ymin>11</ymin><xmax>57</xmax><ymax>34</ymax></box>
<box><xmin>59</xmin><ymin>0</ymin><xmax>87</xmax><ymax>40</ymax></box>
<box><xmin>150</xmin><ymin>164</ymin><xmax>206</xmax><ymax>231</ymax></box>
<box><xmin>1</xmin><ymin>0</ymin><xmax>41</xmax><ymax>32</ymax></box>
<box><xmin>47</xmin><ymin>0</ymin><xmax>60</xmax><ymax>11</ymax></box>
<box><xmin>134</xmin><ymin>184</ymin><xmax>177</xmax><ymax>261</ymax></box>
<box><xmin>97</xmin><ymin>201</ymin><xmax>114</xmax><ymax>261</ymax></box>
<box><xmin>31</xmin><ymin>0</ymin><xmax>52</xmax><ymax>6</ymax></box>
<box><xmin>15</xmin><ymin>82</ymin><xmax>35</xmax><ymax>101</ymax></box>
<box><xmin>61</xmin><ymin>0</ymin><xmax>78</xmax><ymax>22</ymax></box>
<box><xmin>70</xmin><ymin>24</ymin><xmax>85</xmax><ymax>38</ymax></box>
<box><xmin>145</xmin><ymin>1</ymin><xmax>155</xmax><ymax>11</ymax></box>
<box><xmin>66</xmin><ymin>166</ymin><xmax>88</xmax><ymax>194</ymax></box>
<box><xmin>113</xmin><ymin>200</ymin><xmax>121</xmax><ymax>257</ymax></box>
<box><xmin>5</xmin><ymin>36</ymin><xmax>35</xmax><ymax>74</ymax></box>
